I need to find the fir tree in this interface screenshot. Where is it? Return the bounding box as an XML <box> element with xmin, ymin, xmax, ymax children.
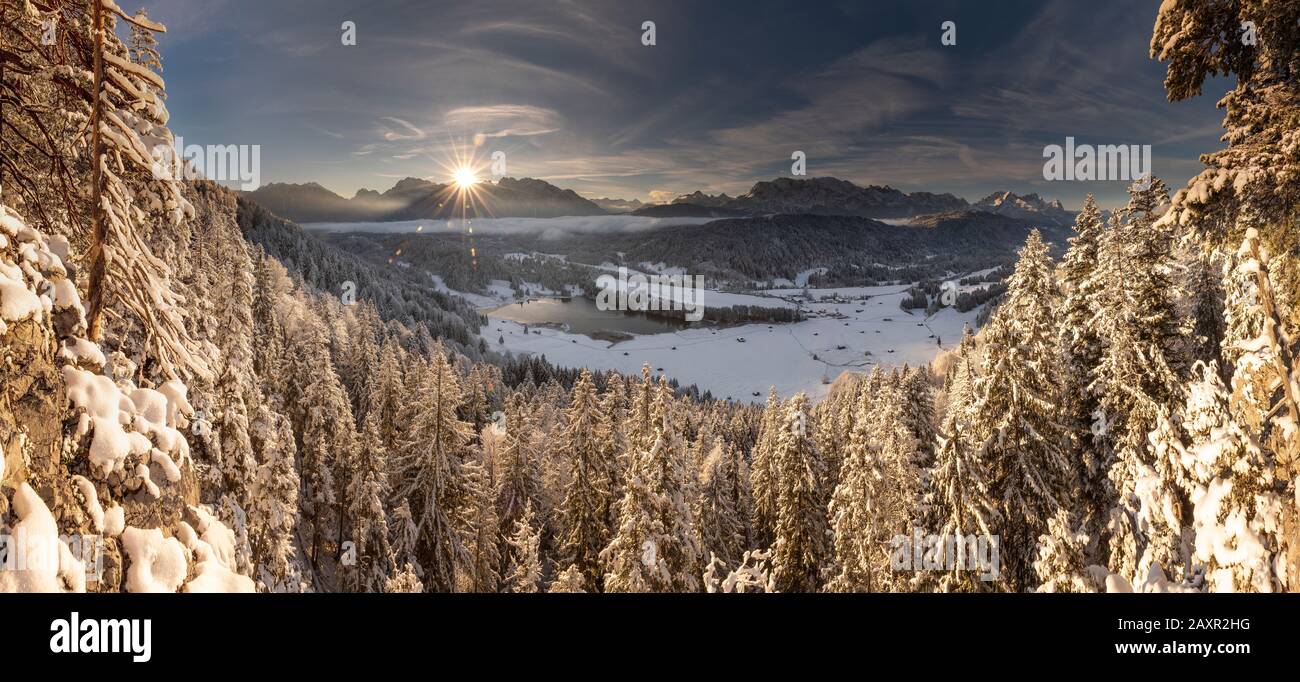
<box><xmin>1034</xmin><ymin>510</ymin><xmax>1096</xmax><ymax>593</ymax></box>
<box><xmin>548</xmin><ymin>564</ymin><xmax>587</xmax><ymax>593</ymax></box>
<box><xmin>1057</xmin><ymin>194</ymin><xmax>1111</xmax><ymax>558</ymax></box>
<box><xmin>770</xmin><ymin>393</ymin><xmax>830</xmax><ymax>593</ymax></box>
<box><xmin>343</xmin><ymin>413</ymin><xmax>393</xmax><ymax>592</ymax></box>
<box><xmin>968</xmin><ymin>230</ymin><xmax>1073</xmax><ymax>591</ymax></box>
<box><xmin>749</xmin><ymin>387</ymin><xmax>782</xmax><ymax>549</ymax></box>
<box><xmin>695</xmin><ymin>440</ymin><xmax>749</xmax><ymax>569</ymax></box>
<box><xmin>925</xmin><ymin>389</ymin><xmax>1000</xmax><ymax>592</ymax></box>
<box><xmin>556</xmin><ymin>370</ymin><xmax>617</xmax><ymax>589</ymax></box>
<box><xmin>393</xmin><ymin>343</ymin><xmax>475</xmax><ymax>592</ymax></box>
<box><xmin>1092</xmin><ymin>178</ymin><xmax>1190</xmax><ymax>581</ymax></box>
<box><xmin>503</xmin><ymin>501</ymin><xmax>543</xmax><ymax>593</ymax></box>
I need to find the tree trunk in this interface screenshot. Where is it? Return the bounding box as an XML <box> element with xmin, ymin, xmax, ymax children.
<box><xmin>85</xmin><ymin>0</ymin><xmax>107</xmax><ymax>341</ymax></box>
<box><xmin>1245</xmin><ymin>233</ymin><xmax>1300</xmax><ymax>592</ymax></box>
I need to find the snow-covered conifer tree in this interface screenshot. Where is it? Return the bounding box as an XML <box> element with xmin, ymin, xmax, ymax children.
<box><xmin>968</xmin><ymin>230</ymin><xmax>1072</xmax><ymax>591</ymax></box>
<box><xmin>770</xmin><ymin>393</ymin><xmax>829</xmax><ymax>593</ymax></box>
<box><xmin>393</xmin><ymin>343</ymin><xmax>475</xmax><ymax>592</ymax></box>
<box><xmin>503</xmin><ymin>501</ymin><xmax>542</xmax><ymax>593</ymax></box>
<box><xmin>749</xmin><ymin>387</ymin><xmax>782</xmax><ymax>549</ymax></box>
<box><xmin>556</xmin><ymin>370</ymin><xmax>617</xmax><ymax>589</ymax></box>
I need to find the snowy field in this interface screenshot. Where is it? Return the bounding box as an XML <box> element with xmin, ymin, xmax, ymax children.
<box><xmin>479</xmin><ymin>283</ymin><xmax>981</xmax><ymax>403</ymax></box>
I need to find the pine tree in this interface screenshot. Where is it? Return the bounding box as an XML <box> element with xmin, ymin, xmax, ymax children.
<box><xmin>899</xmin><ymin>366</ymin><xmax>937</xmax><ymax>467</ymax></box>
<box><xmin>749</xmin><ymin>387</ymin><xmax>782</xmax><ymax>549</ymax></box>
<box><xmin>248</xmin><ymin>405</ymin><xmax>303</xmax><ymax>592</ymax></box>
<box><xmin>770</xmin><ymin>393</ymin><xmax>829</xmax><ymax>593</ymax></box>
<box><xmin>463</xmin><ymin>458</ymin><xmax>502</xmax><ymax>593</ymax></box>
<box><xmin>548</xmin><ymin>564</ymin><xmax>587</xmax><ymax>593</ymax></box>
<box><xmin>250</xmin><ymin>252</ymin><xmax>288</xmax><ymax>396</ymax></box>
<box><xmin>495</xmin><ymin>393</ymin><xmax>542</xmax><ymax>558</ymax></box>
<box><xmin>367</xmin><ymin>338</ymin><xmax>406</xmax><ymax>453</ymax></box>
<box><xmin>1057</xmin><ymin>194</ymin><xmax>1111</xmax><ymax>557</ymax></box>
<box><xmin>968</xmin><ymin>230</ymin><xmax>1073</xmax><ymax>591</ymax></box>
<box><xmin>925</xmin><ymin>392</ymin><xmax>1000</xmax><ymax>592</ymax></box>
<box><xmin>595</xmin><ymin>376</ymin><xmax>629</xmax><ymax>527</ymax></box>
<box><xmin>600</xmin><ymin>464</ymin><xmax>670</xmax><ymax>592</ymax></box>
<box><xmin>624</xmin><ymin>365</ymin><xmax>655</xmax><ymax>454</ymax></box>
<box><xmin>1034</xmin><ymin>510</ymin><xmax>1096</xmax><ymax>593</ymax></box>
<box><xmin>209</xmin><ymin>256</ymin><xmax>259</xmax><ymax>510</ymax></box>
<box><xmin>343</xmin><ymin>413</ymin><xmax>393</xmax><ymax>593</ymax></box>
<box><xmin>556</xmin><ymin>370</ymin><xmax>617</xmax><ymax>589</ymax></box>
<box><xmin>503</xmin><ymin>502</ymin><xmax>542</xmax><ymax>593</ymax></box>
<box><xmin>826</xmin><ymin>390</ymin><xmax>890</xmax><ymax>592</ymax></box>
<box><xmin>340</xmin><ymin>304</ymin><xmax>380</xmax><ymax>423</ymax></box>
<box><xmin>640</xmin><ymin>379</ymin><xmax>703</xmax><ymax>591</ymax></box>
<box><xmin>393</xmin><ymin>343</ymin><xmax>475</xmax><ymax>592</ymax></box>
<box><xmin>288</xmin><ymin>319</ymin><xmax>357</xmax><ymax>581</ymax></box>
<box><xmin>695</xmin><ymin>440</ymin><xmax>749</xmax><ymax>569</ymax></box>
<box><xmin>944</xmin><ymin>327</ymin><xmax>979</xmax><ymax>428</ymax></box>
<box><xmin>128</xmin><ymin>9</ymin><xmax>163</xmax><ymax>73</ymax></box>
<box><xmin>384</xmin><ymin>564</ymin><xmax>424</xmax><ymax>593</ymax></box>
<box><xmin>1093</xmin><ymin>178</ymin><xmax>1190</xmax><ymax>581</ymax></box>
<box><xmin>1152</xmin><ymin>0</ymin><xmax>1300</xmax><ymax>247</ymax></box>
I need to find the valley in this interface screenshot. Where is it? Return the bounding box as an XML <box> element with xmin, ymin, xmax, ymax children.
<box><xmin>306</xmin><ymin>213</ymin><xmax>1005</xmax><ymax>402</ymax></box>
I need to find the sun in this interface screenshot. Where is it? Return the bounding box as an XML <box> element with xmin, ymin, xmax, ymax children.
<box><xmin>453</xmin><ymin>167</ymin><xmax>478</xmax><ymax>188</ymax></box>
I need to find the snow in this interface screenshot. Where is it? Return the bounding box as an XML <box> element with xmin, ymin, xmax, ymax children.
<box><xmin>120</xmin><ymin>526</ymin><xmax>188</xmax><ymax>592</ymax></box>
<box><xmin>59</xmin><ymin>338</ymin><xmax>107</xmax><ymax>367</ymax></box>
<box><xmin>0</xmin><ymin>269</ymin><xmax>42</xmax><ymax>323</ymax></box>
<box><xmin>52</xmin><ymin>278</ymin><xmax>83</xmax><ymax>312</ymax></box>
<box><xmin>62</xmin><ymin>364</ymin><xmax>194</xmax><ymax>480</ymax></box>
<box><xmin>188</xmin><ymin>506</ymin><xmax>238</xmax><ymax>570</ymax></box>
<box><xmin>71</xmin><ymin>475</ymin><xmax>105</xmax><ymax>533</ymax></box>
<box><xmin>769</xmin><ymin>268</ymin><xmax>827</xmax><ymax>288</ymax></box>
<box><xmin>130</xmin><ymin>383</ymin><xmax>192</xmax><ymax>464</ymax></box>
<box><xmin>137</xmin><ymin>463</ymin><xmax>161</xmax><ymax>498</ymax></box>
<box><xmin>701</xmin><ymin>290</ymin><xmax>796</xmax><ymax>309</ymax></box>
<box><xmin>63</xmin><ymin>366</ymin><xmax>138</xmax><ymax>476</ymax></box>
<box><xmin>103</xmin><ymin>505</ymin><xmax>126</xmax><ymax>538</ymax></box>
<box><xmin>176</xmin><ymin>508</ymin><xmax>255</xmax><ymax>592</ymax></box>
<box><xmin>485</xmin><ymin>284</ymin><xmax>979</xmax><ymax>402</ymax></box>
<box><xmin>429</xmin><ymin>274</ymin><xmax>511</xmax><ymax>308</ymax></box>
<box><xmin>0</xmin><ymin>484</ymin><xmax>86</xmax><ymax>593</ymax></box>
<box><xmin>1189</xmin><ymin>476</ymin><xmax>1280</xmax><ymax>592</ymax></box>
<box><xmin>151</xmin><ymin>450</ymin><xmax>182</xmax><ymax>482</ymax></box>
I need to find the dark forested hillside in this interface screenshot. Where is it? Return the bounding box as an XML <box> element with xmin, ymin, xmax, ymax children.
<box><xmin>236</xmin><ymin>196</ymin><xmax>487</xmax><ymax>356</ymax></box>
<box><xmin>310</xmin><ymin>209</ymin><xmax>1058</xmax><ymax>292</ymax></box>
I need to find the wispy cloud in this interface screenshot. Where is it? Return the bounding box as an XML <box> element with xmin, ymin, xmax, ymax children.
<box><xmin>379</xmin><ymin>117</ymin><xmax>426</xmax><ymax>141</ymax></box>
<box><xmin>155</xmin><ymin>0</ymin><xmax>1226</xmax><ymax>208</ymax></box>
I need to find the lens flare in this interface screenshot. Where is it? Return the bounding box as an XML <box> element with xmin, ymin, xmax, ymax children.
<box><xmin>453</xmin><ymin>167</ymin><xmax>478</xmax><ymax>188</ymax></box>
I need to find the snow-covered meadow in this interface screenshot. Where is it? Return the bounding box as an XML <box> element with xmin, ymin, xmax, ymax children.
<box><xmin>480</xmin><ymin>283</ymin><xmax>980</xmax><ymax>403</ymax></box>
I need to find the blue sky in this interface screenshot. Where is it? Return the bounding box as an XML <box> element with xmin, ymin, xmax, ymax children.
<box><xmin>141</xmin><ymin>0</ymin><xmax>1229</xmax><ymax>208</ymax></box>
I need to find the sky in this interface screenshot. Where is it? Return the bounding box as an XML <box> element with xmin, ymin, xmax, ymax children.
<box><xmin>141</xmin><ymin>0</ymin><xmax>1231</xmax><ymax>209</ymax></box>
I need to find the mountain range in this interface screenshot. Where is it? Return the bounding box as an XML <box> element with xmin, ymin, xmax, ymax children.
<box><xmin>245</xmin><ymin>176</ymin><xmax>607</xmax><ymax>223</ymax></box>
<box><xmin>244</xmin><ymin>175</ymin><xmax>1077</xmax><ymax>228</ymax></box>
<box><xmin>972</xmin><ymin>190</ymin><xmax>1075</xmax><ymax>227</ymax></box>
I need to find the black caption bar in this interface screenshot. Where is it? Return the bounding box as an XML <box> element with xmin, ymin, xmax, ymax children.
<box><xmin>1</xmin><ymin>594</ymin><xmax>1292</xmax><ymax>671</ymax></box>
